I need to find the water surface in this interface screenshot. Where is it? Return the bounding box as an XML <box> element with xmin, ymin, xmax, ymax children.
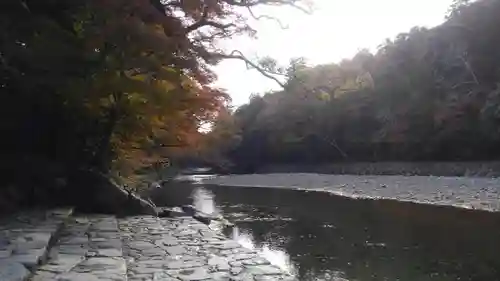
<box><xmin>150</xmin><ymin>179</ymin><xmax>500</xmax><ymax>281</ymax></box>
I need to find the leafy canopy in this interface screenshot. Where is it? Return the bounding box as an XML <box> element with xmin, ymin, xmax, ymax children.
<box><xmin>0</xmin><ymin>0</ymin><xmax>309</xmax><ymax>187</ymax></box>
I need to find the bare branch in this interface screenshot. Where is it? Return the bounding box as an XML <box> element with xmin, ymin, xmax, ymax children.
<box><xmin>185</xmin><ymin>7</ymin><xmax>237</xmax><ymax>33</ymax></box>
<box><xmin>222</xmin><ymin>0</ymin><xmax>312</xmax><ymax>14</ymax></box>
<box><xmin>211</xmin><ymin>50</ymin><xmax>286</xmax><ymax>88</ymax></box>
<box><xmin>193</xmin><ymin>29</ymin><xmax>240</xmax><ymax>42</ymax></box>
<box><xmin>246</xmin><ymin>7</ymin><xmax>288</xmax><ymax>29</ymax></box>
<box><xmin>458</xmin><ymin>53</ymin><xmax>480</xmax><ymax>85</ymax></box>
<box><xmin>18</xmin><ymin>0</ymin><xmax>31</xmax><ymax>12</ymax></box>
<box><xmin>186</xmin><ymin>21</ymin><xmax>236</xmax><ymax>34</ymax></box>
<box><xmin>450</xmin><ymin>81</ymin><xmax>478</xmax><ymax>89</ymax></box>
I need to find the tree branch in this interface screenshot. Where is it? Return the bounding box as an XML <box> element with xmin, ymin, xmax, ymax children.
<box><xmin>223</xmin><ymin>0</ymin><xmax>312</xmax><ymax>14</ymax></box>
<box><xmin>185</xmin><ymin>7</ymin><xmax>237</xmax><ymax>34</ymax></box>
<box><xmin>186</xmin><ymin>21</ymin><xmax>236</xmax><ymax>34</ymax></box>
<box><xmin>246</xmin><ymin>7</ymin><xmax>288</xmax><ymax>29</ymax></box>
<box><xmin>211</xmin><ymin>50</ymin><xmax>286</xmax><ymax>88</ymax></box>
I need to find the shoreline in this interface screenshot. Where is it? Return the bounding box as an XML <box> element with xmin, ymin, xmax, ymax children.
<box><xmin>253</xmin><ymin>161</ymin><xmax>500</xmax><ymax>177</ymax></box>
<box><xmin>202</xmin><ymin>173</ymin><xmax>500</xmax><ymax>212</ymax></box>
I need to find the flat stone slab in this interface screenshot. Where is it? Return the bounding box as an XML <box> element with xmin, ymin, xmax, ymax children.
<box><xmin>120</xmin><ymin>216</ymin><xmax>296</xmax><ymax>281</ymax></box>
<box><xmin>0</xmin><ymin>208</ymin><xmax>73</xmax><ymax>270</ymax></box>
<box><xmin>0</xmin><ymin>261</ymin><xmax>30</xmax><ymax>281</ymax></box>
<box><xmin>32</xmin><ymin>215</ymin><xmax>127</xmax><ymax>281</ymax></box>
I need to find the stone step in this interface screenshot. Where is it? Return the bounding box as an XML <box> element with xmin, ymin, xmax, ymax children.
<box><xmin>0</xmin><ymin>208</ymin><xmax>74</xmax><ymax>281</ymax></box>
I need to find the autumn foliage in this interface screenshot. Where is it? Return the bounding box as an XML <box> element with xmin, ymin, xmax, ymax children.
<box><xmin>0</xmin><ymin>0</ymin><xmax>307</xmax><ymax>191</ymax></box>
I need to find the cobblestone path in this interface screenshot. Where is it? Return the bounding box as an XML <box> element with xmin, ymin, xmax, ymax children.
<box><xmin>120</xmin><ymin>216</ymin><xmax>294</xmax><ymax>281</ymax></box>
<box><xmin>0</xmin><ymin>209</ymin><xmax>294</xmax><ymax>281</ymax></box>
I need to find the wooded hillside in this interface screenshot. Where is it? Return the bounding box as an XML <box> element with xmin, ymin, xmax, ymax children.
<box><xmin>223</xmin><ymin>0</ymin><xmax>500</xmax><ymax>171</ymax></box>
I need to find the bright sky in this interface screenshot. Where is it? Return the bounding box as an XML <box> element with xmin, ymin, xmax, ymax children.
<box><xmin>214</xmin><ymin>0</ymin><xmax>455</xmax><ymax>106</ymax></box>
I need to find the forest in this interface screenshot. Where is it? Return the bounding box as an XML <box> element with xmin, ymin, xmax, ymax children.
<box><xmin>198</xmin><ymin>0</ymin><xmax>500</xmax><ymax>172</ymax></box>
<box><xmin>0</xmin><ymin>0</ymin><xmax>312</xmax><ymax>211</ymax></box>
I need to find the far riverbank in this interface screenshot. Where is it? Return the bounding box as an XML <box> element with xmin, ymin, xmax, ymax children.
<box><xmin>202</xmin><ymin>173</ymin><xmax>500</xmax><ymax>212</ymax></box>
<box><xmin>252</xmin><ymin>161</ymin><xmax>500</xmax><ymax>177</ymax></box>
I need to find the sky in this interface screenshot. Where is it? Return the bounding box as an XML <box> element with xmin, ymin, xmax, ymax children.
<box><xmin>213</xmin><ymin>0</ymin><xmax>455</xmax><ymax>106</ymax></box>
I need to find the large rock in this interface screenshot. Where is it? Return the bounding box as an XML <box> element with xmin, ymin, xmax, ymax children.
<box><xmin>68</xmin><ymin>170</ymin><xmax>157</xmax><ymax>216</ymax></box>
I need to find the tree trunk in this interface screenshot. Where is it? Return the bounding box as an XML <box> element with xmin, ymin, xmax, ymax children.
<box><xmin>93</xmin><ymin>93</ymin><xmax>120</xmax><ymax>172</ymax></box>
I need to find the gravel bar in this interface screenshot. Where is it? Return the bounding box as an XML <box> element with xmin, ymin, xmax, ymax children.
<box><xmin>203</xmin><ymin>174</ymin><xmax>500</xmax><ymax>211</ymax></box>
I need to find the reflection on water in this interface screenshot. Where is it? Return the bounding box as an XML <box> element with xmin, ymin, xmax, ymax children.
<box><xmin>191</xmin><ymin>187</ymin><xmax>218</xmax><ymax>215</ymax></box>
<box><xmin>231</xmin><ymin>227</ymin><xmax>296</xmax><ymax>275</ymax></box>
<box><xmin>149</xmin><ymin>179</ymin><xmax>500</xmax><ymax>281</ymax></box>
<box><xmin>174</xmin><ymin>174</ymin><xmax>217</xmax><ymax>184</ymax></box>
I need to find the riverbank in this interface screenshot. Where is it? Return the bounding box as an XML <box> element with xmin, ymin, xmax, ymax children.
<box><xmin>202</xmin><ymin>173</ymin><xmax>500</xmax><ymax>212</ymax></box>
<box><xmin>255</xmin><ymin>161</ymin><xmax>500</xmax><ymax>177</ymax></box>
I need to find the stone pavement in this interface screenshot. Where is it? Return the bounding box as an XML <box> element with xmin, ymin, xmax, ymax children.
<box><xmin>0</xmin><ymin>209</ymin><xmax>295</xmax><ymax>281</ymax></box>
<box><xmin>120</xmin><ymin>216</ymin><xmax>295</xmax><ymax>281</ymax></box>
<box><xmin>31</xmin><ymin>215</ymin><xmax>127</xmax><ymax>281</ymax></box>
<box><xmin>0</xmin><ymin>208</ymin><xmax>73</xmax><ymax>281</ymax></box>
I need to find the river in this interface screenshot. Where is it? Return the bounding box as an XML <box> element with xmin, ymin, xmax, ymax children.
<box><xmin>149</xmin><ymin>176</ymin><xmax>500</xmax><ymax>281</ymax></box>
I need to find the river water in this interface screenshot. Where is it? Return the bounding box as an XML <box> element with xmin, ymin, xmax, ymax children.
<box><xmin>149</xmin><ymin>177</ymin><xmax>500</xmax><ymax>281</ymax></box>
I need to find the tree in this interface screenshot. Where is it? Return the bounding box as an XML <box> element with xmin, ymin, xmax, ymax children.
<box><xmin>0</xmin><ymin>0</ymin><xmax>311</xmax><ymax>196</ymax></box>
